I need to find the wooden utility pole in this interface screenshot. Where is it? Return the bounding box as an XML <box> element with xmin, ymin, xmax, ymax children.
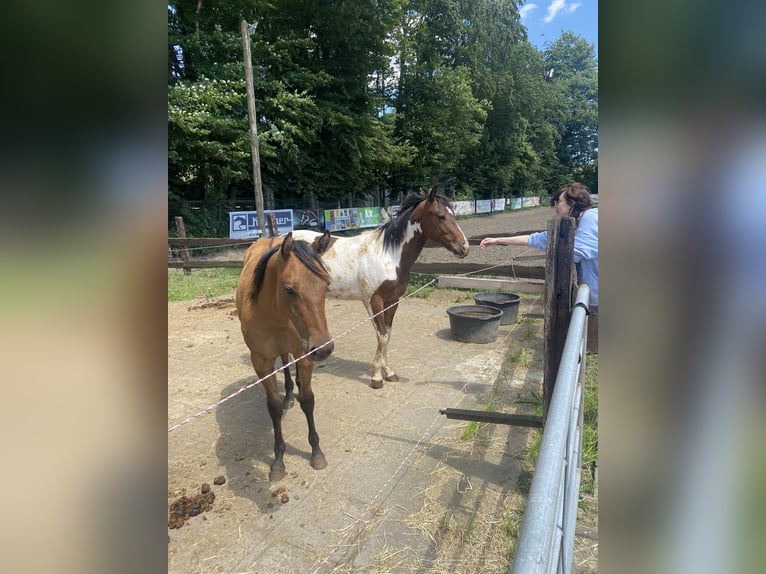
<box><xmin>241</xmin><ymin>20</ymin><xmax>266</xmax><ymax>237</ymax></box>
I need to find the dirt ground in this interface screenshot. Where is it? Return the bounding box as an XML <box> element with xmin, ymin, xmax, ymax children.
<box><xmin>168</xmin><ymin>207</ymin><xmax>597</xmax><ymax>573</ymax></box>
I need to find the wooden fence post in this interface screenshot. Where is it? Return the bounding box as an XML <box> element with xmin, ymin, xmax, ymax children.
<box><xmin>543</xmin><ymin>217</ymin><xmax>576</xmax><ymax>422</ymax></box>
<box><xmin>174</xmin><ymin>216</ymin><xmax>192</xmax><ymax>276</ymax></box>
<box><xmin>266</xmin><ymin>213</ymin><xmax>277</xmax><ymax>237</ymax></box>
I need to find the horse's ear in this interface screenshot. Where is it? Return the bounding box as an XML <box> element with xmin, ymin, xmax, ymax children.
<box><xmin>427</xmin><ymin>185</ymin><xmax>438</xmax><ymax>201</ymax></box>
<box><xmin>281</xmin><ymin>232</ymin><xmax>294</xmax><ymax>258</ymax></box>
<box><xmin>313</xmin><ymin>230</ymin><xmax>332</xmax><ymax>255</ymax></box>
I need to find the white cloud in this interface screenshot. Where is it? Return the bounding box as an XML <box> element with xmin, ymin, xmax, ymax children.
<box><xmin>519</xmin><ymin>4</ymin><xmax>537</xmax><ymax>20</ymax></box>
<box><xmin>544</xmin><ymin>0</ymin><xmax>581</xmax><ymax>23</ymax></box>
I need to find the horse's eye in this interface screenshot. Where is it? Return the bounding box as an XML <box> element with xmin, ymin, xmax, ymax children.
<box><xmin>438</xmin><ymin>215</ymin><xmax>447</xmax><ymax>221</ymax></box>
<box><xmin>285</xmin><ymin>286</ymin><xmax>297</xmax><ymax>297</ymax></box>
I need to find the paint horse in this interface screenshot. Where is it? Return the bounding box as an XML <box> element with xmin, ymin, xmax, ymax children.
<box><xmin>235</xmin><ymin>232</ymin><xmax>334</xmax><ymax>481</ymax></box>
<box><xmin>293</xmin><ymin>186</ymin><xmax>469</xmax><ymax>388</ymax></box>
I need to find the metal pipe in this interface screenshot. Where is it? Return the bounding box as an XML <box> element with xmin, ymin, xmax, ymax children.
<box><xmin>511</xmin><ymin>284</ymin><xmax>590</xmax><ymax>574</ymax></box>
<box><xmin>439</xmin><ymin>409</ymin><xmax>543</xmax><ymax>428</ymax></box>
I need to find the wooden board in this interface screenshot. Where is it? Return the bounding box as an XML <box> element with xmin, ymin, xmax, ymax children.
<box><xmin>168</xmin><ymin>260</ymin><xmax>243</xmax><ymax>269</ymax></box>
<box><xmin>436</xmin><ymin>275</ymin><xmax>545</xmax><ymax>294</ymax></box>
<box><xmin>412</xmin><ymin>262</ymin><xmax>544</xmax><ymax>279</ymax></box>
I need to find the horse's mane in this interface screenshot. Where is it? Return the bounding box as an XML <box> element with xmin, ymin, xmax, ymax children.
<box><xmin>377</xmin><ymin>191</ymin><xmax>452</xmax><ymax>253</ymax></box>
<box><xmin>252</xmin><ymin>240</ymin><xmax>329</xmax><ymax>300</ymax></box>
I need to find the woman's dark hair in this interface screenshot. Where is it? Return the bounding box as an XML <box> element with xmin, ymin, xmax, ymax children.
<box><xmin>553</xmin><ymin>182</ymin><xmax>593</xmax><ymax>221</ymax></box>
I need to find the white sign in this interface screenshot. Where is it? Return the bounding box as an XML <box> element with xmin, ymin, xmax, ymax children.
<box><xmin>475</xmin><ymin>199</ymin><xmax>493</xmax><ymax>214</ymax></box>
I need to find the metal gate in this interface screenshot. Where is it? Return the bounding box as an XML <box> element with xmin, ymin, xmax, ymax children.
<box><xmin>511</xmin><ymin>284</ymin><xmax>590</xmax><ymax>574</ymax></box>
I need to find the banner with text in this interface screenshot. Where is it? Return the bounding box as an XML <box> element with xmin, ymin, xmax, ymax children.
<box><xmin>229</xmin><ymin>209</ymin><xmax>294</xmax><ymax>238</ymax></box>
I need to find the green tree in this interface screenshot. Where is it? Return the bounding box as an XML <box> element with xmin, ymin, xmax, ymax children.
<box><xmin>168</xmin><ymin>1</ymin><xmax>253</xmax><ymax>83</ymax></box>
<box><xmin>167</xmin><ymin>1</ymin><xmax>598</xmax><ymax>218</ymax></box>
<box><xmin>542</xmin><ymin>31</ymin><xmax>598</xmax><ymax>192</ymax></box>
<box><xmin>391</xmin><ymin>2</ymin><xmax>491</xmax><ymax>195</ymax></box>
<box><xmin>168</xmin><ymin>78</ymin><xmax>250</xmax><ymax>202</ymax></box>
<box><xmin>456</xmin><ymin>39</ymin><xmax>559</xmax><ymax>199</ymax></box>
<box><xmin>168</xmin><ymin>1</ymin><xmax>256</xmax><ymax>206</ymax></box>
<box><xmin>246</xmin><ymin>0</ymin><xmax>408</xmax><ymax>204</ymax></box>
<box><xmin>394</xmin><ymin>66</ymin><xmax>488</xmax><ymax>192</ymax></box>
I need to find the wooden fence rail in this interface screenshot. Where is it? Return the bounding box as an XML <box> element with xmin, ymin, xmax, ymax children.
<box><xmin>168</xmin><ymin>237</ymin><xmax>545</xmax><ymax>278</ymax></box>
<box><xmin>168</xmin><ymin>238</ymin><xmax>256</xmax><ymax>248</ymax></box>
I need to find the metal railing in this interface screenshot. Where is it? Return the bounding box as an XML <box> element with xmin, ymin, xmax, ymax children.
<box><xmin>512</xmin><ymin>284</ymin><xmax>590</xmax><ymax>574</ymax></box>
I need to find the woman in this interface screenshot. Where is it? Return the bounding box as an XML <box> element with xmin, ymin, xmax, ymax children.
<box><xmin>480</xmin><ymin>182</ymin><xmax>598</xmax><ymax>351</ymax></box>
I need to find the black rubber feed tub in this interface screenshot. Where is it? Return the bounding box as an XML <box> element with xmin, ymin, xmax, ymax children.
<box><xmin>446</xmin><ymin>305</ymin><xmax>503</xmax><ymax>344</ymax></box>
<box><xmin>473</xmin><ymin>292</ymin><xmax>521</xmax><ymax>325</ymax></box>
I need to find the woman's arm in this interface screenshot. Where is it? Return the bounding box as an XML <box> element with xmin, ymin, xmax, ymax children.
<box><xmin>479</xmin><ymin>235</ymin><xmax>531</xmax><ymax>249</ymax></box>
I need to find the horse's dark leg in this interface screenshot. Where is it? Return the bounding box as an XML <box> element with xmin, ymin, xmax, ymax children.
<box><xmin>260</xmin><ymin>373</ymin><xmax>287</xmax><ymax>481</ymax></box>
<box><xmin>295</xmin><ymin>359</ymin><xmax>327</xmax><ymax>471</ymax></box>
<box><xmin>281</xmin><ymin>354</ymin><xmax>296</xmax><ymax>410</ymax></box>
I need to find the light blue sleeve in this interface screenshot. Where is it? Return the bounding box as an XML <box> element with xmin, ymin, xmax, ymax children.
<box><xmin>573</xmin><ymin>209</ymin><xmax>598</xmax><ymax>263</ymax></box>
<box><xmin>527</xmin><ymin>231</ymin><xmax>548</xmax><ymax>251</ymax></box>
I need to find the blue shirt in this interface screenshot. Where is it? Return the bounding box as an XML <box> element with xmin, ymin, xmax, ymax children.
<box><xmin>527</xmin><ymin>208</ymin><xmax>599</xmax><ymax>306</ymax></box>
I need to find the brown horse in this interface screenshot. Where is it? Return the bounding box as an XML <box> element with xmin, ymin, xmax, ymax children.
<box><xmin>235</xmin><ymin>232</ymin><xmax>334</xmax><ymax>481</ymax></box>
<box><xmin>288</xmin><ymin>186</ymin><xmax>469</xmax><ymax>388</ymax></box>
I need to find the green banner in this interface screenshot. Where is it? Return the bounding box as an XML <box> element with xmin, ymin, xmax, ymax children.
<box><xmin>324</xmin><ymin>207</ymin><xmax>384</xmax><ymax>231</ymax></box>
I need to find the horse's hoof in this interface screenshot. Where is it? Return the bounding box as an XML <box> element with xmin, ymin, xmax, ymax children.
<box><xmin>311</xmin><ymin>454</ymin><xmax>327</xmax><ymax>470</ymax></box>
<box><xmin>385</xmin><ymin>373</ymin><xmax>399</xmax><ymax>382</ymax></box>
<box><xmin>282</xmin><ymin>397</ymin><xmax>295</xmax><ymax>410</ymax></box>
<box><xmin>370</xmin><ymin>379</ymin><xmax>384</xmax><ymax>389</ymax></box>
<box><xmin>269</xmin><ymin>465</ymin><xmax>286</xmax><ymax>482</ymax></box>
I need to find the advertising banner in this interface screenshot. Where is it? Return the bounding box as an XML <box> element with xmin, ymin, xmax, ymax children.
<box><xmin>324</xmin><ymin>207</ymin><xmax>385</xmax><ymax>232</ymax></box>
<box><xmin>452</xmin><ymin>200</ymin><xmax>474</xmax><ymax>216</ymax></box>
<box><xmin>229</xmin><ymin>209</ymin><xmax>294</xmax><ymax>238</ymax></box>
<box><xmin>294</xmin><ymin>209</ymin><xmax>322</xmax><ymax>229</ymax></box>
<box><xmin>475</xmin><ymin>199</ymin><xmax>493</xmax><ymax>214</ymax></box>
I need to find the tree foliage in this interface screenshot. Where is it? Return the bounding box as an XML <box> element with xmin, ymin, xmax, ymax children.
<box><xmin>168</xmin><ymin>1</ymin><xmax>598</xmax><ymax>209</ymax></box>
<box><xmin>543</xmin><ymin>32</ymin><xmax>599</xmax><ymax>192</ymax></box>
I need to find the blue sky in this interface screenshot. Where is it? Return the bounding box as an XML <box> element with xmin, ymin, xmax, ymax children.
<box><xmin>519</xmin><ymin>0</ymin><xmax>598</xmax><ymax>56</ymax></box>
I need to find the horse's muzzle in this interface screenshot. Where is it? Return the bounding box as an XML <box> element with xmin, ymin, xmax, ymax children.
<box><xmin>309</xmin><ymin>341</ymin><xmax>334</xmax><ymax>362</ymax></box>
<box><xmin>453</xmin><ymin>241</ymin><xmax>470</xmax><ymax>258</ymax></box>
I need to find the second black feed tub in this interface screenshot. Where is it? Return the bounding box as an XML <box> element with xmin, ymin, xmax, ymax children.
<box><xmin>472</xmin><ymin>292</ymin><xmax>521</xmax><ymax>325</ymax></box>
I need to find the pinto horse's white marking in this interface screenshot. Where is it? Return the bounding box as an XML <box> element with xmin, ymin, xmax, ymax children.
<box><xmin>292</xmin><ymin>186</ymin><xmax>469</xmax><ymax>388</ymax></box>
<box><xmin>292</xmin><ymin>221</ymin><xmax>420</xmax><ymax>300</ymax></box>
